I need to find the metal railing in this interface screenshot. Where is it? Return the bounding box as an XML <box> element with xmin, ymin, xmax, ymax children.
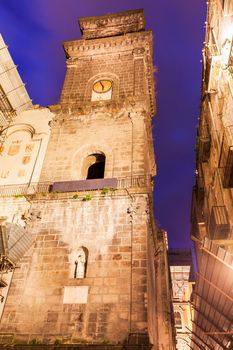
<box><xmin>190</xmin><ymin>184</ymin><xmax>206</xmax><ymax>239</ymax></box>
<box><xmin>117</xmin><ymin>175</ymin><xmax>151</xmax><ymax>189</ymax></box>
<box><xmin>0</xmin><ymin>175</ymin><xmax>152</xmax><ymax>197</ymax></box>
<box><xmin>209</xmin><ymin>205</ymin><xmax>230</xmax><ymax>240</ymax></box>
<box><xmin>219</xmin><ymin>125</ymin><xmax>233</xmax><ymax>188</ymax></box>
<box><xmin>0</xmin><ymin>182</ymin><xmax>52</xmax><ymax>197</ymax></box>
<box><xmin>206</xmin><ymin>43</ymin><xmax>219</xmax><ymax>58</ymax></box>
<box><xmin>197</xmin><ymin>119</ymin><xmax>211</xmax><ymax>162</ymax></box>
<box><xmin>1</xmin><ymin>345</ymin><xmax>152</xmax><ymax>350</ymax></box>
<box><xmin>204</xmin><ymin>44</ymin><xmax>221</xmax><ymax>93</ymax></box>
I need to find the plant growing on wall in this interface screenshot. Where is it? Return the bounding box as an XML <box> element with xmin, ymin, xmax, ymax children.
<box><xmin>101</xmin><ymin>187</ymin><xmax>110</xmax><ymax>194</ymax></box>
<box><xmin>82</xmin><ymin>194</ymin><xmax>92</xmax><ymax>201</ymax></box>
<box><xmin>14</xmin><ymin>194</ymin><xmax>24</xmax><ymax>198</ymax></box>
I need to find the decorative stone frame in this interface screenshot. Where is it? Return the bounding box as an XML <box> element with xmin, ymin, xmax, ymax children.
<box><xmin>0</xmin><ymin>124</ymin><xmax>39</xmax><ymax>184</ymax></box>
<box><xmin>3</xmin><ymin>124</ymin><xmax>44</xmax><ymax>157</ymax></box>
<box><xmin>4</xmin><ymin>123</ymin><xmax>35</xmax><ymax>139</ymax></box>
<box><xmin>85</xmin><ymin>72</ymin><xmax>119</xmax><ymax>102</ymax></box>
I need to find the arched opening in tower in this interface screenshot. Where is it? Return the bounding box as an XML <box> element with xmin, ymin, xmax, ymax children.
<box><xmin>86</xmin><ymin>153</ymin><xmax>105</xmax><ymax>179</ymax></box>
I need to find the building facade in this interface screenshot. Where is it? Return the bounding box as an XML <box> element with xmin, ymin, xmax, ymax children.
<box><xmin>0</xmin><ymin>10</ymin><xmax>175</xmax><ymax>349</ymax></box>
<box><xmin>169</xmin><ymin>249</ymin><xmax>194</xmax><ymax>350</ymax></box>
<box><xmin>191</xmin><ymin>0</ymin><xmax>233</xmax><ymax>348</ymax></box>
<box><xmin>191</xmin><ymin>0</ymin><xmax>233</xmax><ymax>256</ymax></box>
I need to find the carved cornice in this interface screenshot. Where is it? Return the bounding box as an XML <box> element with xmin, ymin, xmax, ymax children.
<box><xmin>63</xmin><ymin>31</ymin><xmax>152</xmax><ymax>58</ymax></box>
<box><xmin>79</xmin><ymin>9</ymin><xmax>145</xmax><ymax>40</ymax></box>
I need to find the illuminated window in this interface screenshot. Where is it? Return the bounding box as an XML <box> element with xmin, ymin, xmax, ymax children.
<box><xmin>174</xmin><ymin>311</ymin><xmax>182</xmax><ymax>329</ymax></box>
<box><xmin>91</xmin><ymin>80</ymin><xmax>112</xmax><ymax>101</ymax></box>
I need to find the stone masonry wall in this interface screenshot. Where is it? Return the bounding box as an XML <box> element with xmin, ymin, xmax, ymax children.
<box><xmin>61</xmin><ymin>52</ymin><xmax>135</xmax><ymax>104</ymax></box>
<box><xmin>0</xmin><ymin>192</ymin><xmax>150</xmax><ymax>344</ymax></box>
<box><xmin>0</xmin><ymin>10</ymin><xmax>176</xmax><ymax>350</ymax></box>
<box><xmin>195</xmin><ymin>0</ymin><xmax>233</xmax><ymax>248</ymax></box>
<box><xmin>60</xmin><ymin>32</ymin><xmax>153</xmax><ymax>106</ymax></box>
<box><xmin>40</xmin><ymin>110</ymin><xmax>150</xmax><ymax>183</ymax></box>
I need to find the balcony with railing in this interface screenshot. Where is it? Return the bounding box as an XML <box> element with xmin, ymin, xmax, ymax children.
<box><xmin>0</xmin><ymin>175</ymin><xmax>152</xmax><ymax>197</ymax></box>
<box><xmin>209</xmin><ymin>205</ymin><xmax>230</xmax><ymax>240</ymax></box>
<box><xmin>197</xmin><ymin>120</ymin><xmax>211</xmax><ymax>163</ymax></box>
<box><xmin>204</xmin><ymin>45</ymin><xmax>221</xmax><ymax>93</ymax></box>
<box><xmin>190</xmin><ymin>177</ymin><xmax>206</xmax><ymax>239</ymax></box>
<box><xmin>228</xmin><ymin>51</ymin><xmax>233</xmax><ymax>74</ymax></box>
<box><xmin>219</xmin><ymin>125</ymin><xmax>233</xmax><ymax>187</ymax></box>
<box><xmin>206</xmin><ymin>42</ymin><xmax>219</xmax><ymax>58</ymax></box>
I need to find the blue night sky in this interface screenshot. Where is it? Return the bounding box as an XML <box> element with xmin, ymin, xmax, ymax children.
<box><xmin>0</xmin><ymin>0</ymin><xmax>206</xmax><ymax>249</ymax></box>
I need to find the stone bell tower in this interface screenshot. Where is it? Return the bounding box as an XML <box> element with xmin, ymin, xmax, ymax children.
<box><xmin>0</xmin><ymin>9</ymin><xmax>175</xmax><ymax>349</ymax></box>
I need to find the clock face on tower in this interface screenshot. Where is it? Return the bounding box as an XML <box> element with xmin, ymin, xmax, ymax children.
<box><xmin>93</xmin><ymin>80</ymin><xmax>112</xmax><ymax>93</ymax></box>
<box><xmin>91</xmin><ymin>80</ymin><xmax>113</xmax><ymax>101</ymax></box>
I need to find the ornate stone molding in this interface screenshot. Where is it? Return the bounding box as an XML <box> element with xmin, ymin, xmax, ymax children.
<box><xmin>79</xmin><ymin>9</ymin><xmax>145</xmax><ymax>40</ymax></box>
<box><xmin>63</xmin><ymin>32</ymin><xmax>152</xmax><ymax>58</ymax></box>
<box><xmin>49</xmin><ymin>98</ymin><xmax>151</xmax><ymax>122</ymax></box>
<box><xmin>132</xmin><ymin>47</ymin><xmax>145</xmax><ymax>58</ymax></box>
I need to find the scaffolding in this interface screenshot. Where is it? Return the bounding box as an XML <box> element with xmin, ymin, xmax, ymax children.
<box><xmin>0</xmin><ymin>85</ymin><xmax>16</xmax><ymax>152</ymax></box>
<box><xmin>0</xmin><ymin>221</ymin><xmax>33</xmax><ymax>301</ymax></box>
<box><xmin>0</xmin><ymin>34</ymin><xmax>32</xmax><ymax>152</ymax></box>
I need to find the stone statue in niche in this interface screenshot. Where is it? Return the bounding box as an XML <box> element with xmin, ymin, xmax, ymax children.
<box><xmin>74</xmin><ymin>247</ymin><xmax>87</xmax><ymax>279</ymax></box>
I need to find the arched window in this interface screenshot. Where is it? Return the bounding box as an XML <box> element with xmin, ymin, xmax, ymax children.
<box><xmin>84</xmin><ymin>153</ymin><xmax>105</xmax><ymax>179</ymax></box>
<box><xmin>174</xmin><ymin>311</ymin><xmax>182</xmax><ymax>329</ymax></box>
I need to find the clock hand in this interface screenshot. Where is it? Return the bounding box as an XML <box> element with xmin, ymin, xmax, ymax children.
<box><xmin>100</xmin><ymin>81</ymin><xmax>104</xmax><ymax>91</ymax></box>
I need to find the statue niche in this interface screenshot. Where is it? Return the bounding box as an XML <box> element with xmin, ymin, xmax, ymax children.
<box><xmin>74</xmin><ymin>247</ymin><xmax>88</xmax><ymax>279</ymax></box>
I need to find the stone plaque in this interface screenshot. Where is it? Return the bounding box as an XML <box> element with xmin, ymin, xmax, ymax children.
<box><xmin>63</xmin><ymin>286</ymin><xmax>88</xmax><ymax>304</ymax></box>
